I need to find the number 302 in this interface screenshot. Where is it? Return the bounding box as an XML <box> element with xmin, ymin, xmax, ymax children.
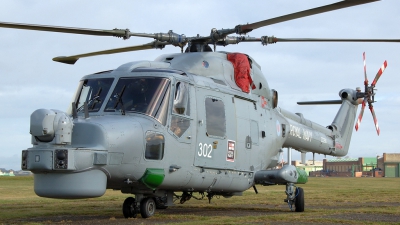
<box><xmin>198</xmin><ymin>143</ymin><xmax>213</xmax><ymax>158</ymax></box>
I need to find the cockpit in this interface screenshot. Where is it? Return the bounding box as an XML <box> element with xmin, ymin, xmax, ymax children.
<box><xmin>73</xmin><ymin>76</ymin><xmax>171</xmax><ymax>125</ymax></box>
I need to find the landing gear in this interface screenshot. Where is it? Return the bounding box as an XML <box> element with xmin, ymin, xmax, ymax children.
<box><xmin>284</xmin><ymin>183</ymin><xmax>304</xmax><ymax>212</ymax></box>
<box><xmin>154</xmin><ymin>196</ymin><xmax>168</xmax><ymax>209</ymax></box>
<box><xmin>294</xmin><ymin>187</ymin><xmax>304</xmax><ymax>212</ymax></box>
<box><xmin>140</xmin><ymin>198</ymin><xmax>156</xmax><ymax>218</ymax></box>
<box><xmin>122</xmin><ymin>197</ymin><xmax>138</xmax><ymax>218</ymax></box>
<box><xmin>122</xmin><ymin>197</ymin><xmax>157</xmax><ymax>218</ymax></box>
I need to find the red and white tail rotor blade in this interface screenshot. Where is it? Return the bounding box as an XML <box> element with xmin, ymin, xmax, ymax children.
<box><xmin>363</xmin><ymin>52</ymin><xmax>368</xmax><ymax>85</ymax></box>
<box><xmin>369</xmin><ymin>105</ymin><xmax>380</xmax><ymax>135</ymax></box>
<box><xmin>371</xmin><ymin>60</ymin><xmax>387</xmax><ymax>87</ymax></box>
<box><xmin>355</xmin><ymin>98</ymin><xmax>367</xmax><ymax>131</ymax></box>
<box><xmin>356</xmin><ymin>53</ymin><xmax>386</xmax><ymax>135</ymax></box>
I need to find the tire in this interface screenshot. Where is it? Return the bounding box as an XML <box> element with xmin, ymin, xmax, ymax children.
<box><xmin>140</xmin><ymin>197</ymin><xmax>156</xmax><ymax>218</ymax></box>
<box><xmin>122</xmin><ymin>197</ymin><xmax>136</xmax><ymax>218</ymax></box>
<box><xmin>154</xmin><ymin>197</ymin><xmax>168</xmax><ymax>209</ymax></box>
<box><xmin>295</xmin><ymin>187</ymin><xmax>305</xmax><ymax>212</ymax></box>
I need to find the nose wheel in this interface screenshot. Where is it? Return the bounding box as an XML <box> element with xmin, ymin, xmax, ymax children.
<box><xmin>122</xmin><ymin>197</ymin><xmax>157</xmax><ymax>218</ymax></box>
<box><xmin>284</xmin><ymin>183</ymin><xmax>304</xmax><ymax>212</ymax></box>
<box><xmin>294</xmin><ymin>187</ymin><xmax>304</xmax><ymax>212</ymax></box>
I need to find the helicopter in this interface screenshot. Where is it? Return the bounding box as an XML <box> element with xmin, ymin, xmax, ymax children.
<box><xmin>0</xmin><ymin>0</ymin><xmax>398</xmax><ymax>219</ymax></box>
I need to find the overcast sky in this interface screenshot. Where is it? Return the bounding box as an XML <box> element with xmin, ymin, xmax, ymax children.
<box><xmin>0</xmin><ymin>0</ymin><xmax>399</xmax><ymax>170</ymax></box>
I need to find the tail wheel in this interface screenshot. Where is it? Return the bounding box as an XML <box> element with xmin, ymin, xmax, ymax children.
<box><xmin>122</xmin><ymin>197</ymin><xmax>137</xmax><ymax>218</ymax></box>
<box><xmin>140</xmin><ymin>197</ymin><xmax>156</xmax><ymax>218</ymax></box>
<box><xmin>295</xmin><ymin>187</ymin><xmax>304</xmax><ymax>212</ymax></box>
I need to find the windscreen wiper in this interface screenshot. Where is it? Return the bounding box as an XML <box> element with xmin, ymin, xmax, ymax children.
<box><xmin>77</xmin><ymin>87</ymin><xmax>102</xmax><ymax>112</ymax></box>
<box><xmin>113</xmin><ymin>85</ymin><xmax>126</xmax><ymax>115</ymax></box>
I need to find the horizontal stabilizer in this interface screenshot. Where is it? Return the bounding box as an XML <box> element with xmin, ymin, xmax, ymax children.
<box><xmin>297</xmin><ymin>100</ymin><xmax>342</xmax><ymax>105</ymax></box>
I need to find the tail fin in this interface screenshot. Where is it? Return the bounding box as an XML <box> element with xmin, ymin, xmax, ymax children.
<box><xmin>329</xmin><ymin>89</ymin><xmax>360</xmax><ymax>156</ymax></box>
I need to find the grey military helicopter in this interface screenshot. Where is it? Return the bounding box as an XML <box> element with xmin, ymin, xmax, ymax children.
<box><xmin>1</xmin><ymin>0</ymin><xmax>397</xmax><ymax>218</ymax></box>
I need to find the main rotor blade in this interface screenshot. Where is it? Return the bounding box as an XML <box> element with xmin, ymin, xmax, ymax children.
<box><xmin>297</xmin><ymin>100</ymin><xmax>342</xmax><ymax>105</ymax></box>
<box><xmin>236</xmin><ymin>0</ymin><xmax>379</xmax><ymax>33</ymax></box>
<box><xmin>269</xmin><ymin>37</ymin><xmax>400</xmax><ymax>43</ymax></box>
<box><xmin>53</xmin><ymin>41</ymin><xmax>170</xmax><ymax>65</ymax></box>
<box><xmin>0</xmin><ymin>21</ymin><xmax>129</xmax><ymax>38</ymax></box>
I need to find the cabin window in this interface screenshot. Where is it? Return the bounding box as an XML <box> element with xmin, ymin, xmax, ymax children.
<box><xmin>205</xmin><ymin>97</ymin><xmax>226</xmax><ymax>137</ymax></box>
<box><xmin>145</xmin><ymin>132</ymin><xmax>165</xmax><ymax>160</ymax></box>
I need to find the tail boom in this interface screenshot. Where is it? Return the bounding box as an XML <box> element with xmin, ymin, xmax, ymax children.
<box><xmin>278</xmin><ymin>88</ymin><xmax>359</xmax><ymax>157</ymax></box>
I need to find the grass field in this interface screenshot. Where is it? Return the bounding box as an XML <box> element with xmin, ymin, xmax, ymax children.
<box><xmin>0</xmin><ymin>176</ymin><xmax>399</xmax><ymax>224</ymax></box>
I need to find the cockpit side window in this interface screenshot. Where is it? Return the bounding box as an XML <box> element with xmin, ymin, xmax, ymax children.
<box><xmin>170</xmin><ymin>81</ymin><xmax>191</xmax><ymax>138</ymax></box>
<box><xmin>173</xmin><ymin>82</ymin><xmax>190</xmax><ymax>116</ymax></box>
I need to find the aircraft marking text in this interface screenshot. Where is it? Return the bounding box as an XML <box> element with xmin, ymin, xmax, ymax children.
<box><xmin>289</xmin><ymin>124</ymin><xmax>312</xmax><ymax>142</ymax></box>
<box><xmin>198</xmin><ymin>143</ymin><xmax>213</xmax><ymax>158</ymax></box>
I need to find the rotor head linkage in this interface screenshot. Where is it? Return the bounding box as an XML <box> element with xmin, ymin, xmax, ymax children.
<box><xmin>153</xmin><ymin>30</ymin><xmax>187</xmax><ymax>46</ymax></box>
<box><xmin>214</xmin><ymin>36</ymin><xmax>244</xmax><ymax>46</ymax></box>
<box><xmin>112</xmin><ymin>28</ymin><xmax>131</xmax><ymax>40</ymax></box>
<box><xmin>234</xmin><ymin>24</ymin><xmax>253</xmax><ymax>35</ymax></box>
<box><xmin>210</xmin><ymin>28</ymin><xmax>236</xmax><ymax>42</ymax></box>
<box><xmin>261</xmin><ymin>36</ymin><xmax>278</xmax><ymax>45</ymax></box>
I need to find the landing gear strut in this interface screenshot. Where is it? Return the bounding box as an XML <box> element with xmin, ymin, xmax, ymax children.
<box><xmin>284</xmin><ymin>183</ymin><xmax>304</xmax><ymax>212</ymax></box>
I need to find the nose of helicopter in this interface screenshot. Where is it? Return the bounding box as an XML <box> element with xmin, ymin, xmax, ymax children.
<box><xmin>34</xmin><ymin>170</ymin><xmax>107</xmax><ymax>199</ymax></box>
<box><xmin>27</xmin><ymin>114</ymin><xmax>148</xmax><ymax>198</ymax></box>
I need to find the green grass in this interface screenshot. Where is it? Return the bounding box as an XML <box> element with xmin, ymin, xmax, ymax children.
<box><xmin>0</xmin><ymin>176</ymin><xmax>399</xmax><ymax>224</ymax></box>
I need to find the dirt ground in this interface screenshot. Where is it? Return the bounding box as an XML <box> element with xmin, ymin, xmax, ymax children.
<box><xmin>10</xmin><ymin>202</ymin><xmax>400</xmax><ymax>225</ymax></box>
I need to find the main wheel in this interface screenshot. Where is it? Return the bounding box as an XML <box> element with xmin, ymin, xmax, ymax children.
<box><xmin>294</xmin><ymin>187</ymin><xmax>304</xmax><ymax>212</ymax></box>
<box><xmin>122</xmin><ymin>197</ymin><xmax>137</xmax><ymax>218</ymax></box>
<box><xmin>140</xmin><ymin>197</ymin><xmax>156</xmax><ymax>218</ymax></box>
<box><xmin>154</xmin><ymin>197</ymin><xmax>168</xmax><ymax>209</ymax></box>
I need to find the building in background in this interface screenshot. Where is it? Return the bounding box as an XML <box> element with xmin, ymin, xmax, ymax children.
<box><xmin>0</xmin><ymin>168</ymin><xmax>32</xmax><ymax>176</ymax></box>
<box><xmin>307</xmin><ymin>153</ymin><xmax>400</xmax><ymax>177</ymax></box>
<box><xmin>0</xmin><ymin>168</ymin><xmax>15</xmax><ymax>176</ymax></box>
<box><xmin>379</xmin><ymin>153</ymin><xmax>400</xmax><ymax>177</ymax></box>
<box><xmin>292</xmin><ymin>160</ymin><xmax>323</xmax><ymax>175</ymax></box>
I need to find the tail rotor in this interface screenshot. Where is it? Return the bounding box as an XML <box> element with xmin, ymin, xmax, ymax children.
<box><xmin>355</xmin><ymin>52</ymin><xmax>387</xmax><ymax>135</ymax></box>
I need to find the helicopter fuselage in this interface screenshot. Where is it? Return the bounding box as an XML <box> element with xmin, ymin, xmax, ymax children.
<box><xmin>22</xmin><ymin>52</ymin><xmax>357</xmax><ymax>203</ymax></box>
